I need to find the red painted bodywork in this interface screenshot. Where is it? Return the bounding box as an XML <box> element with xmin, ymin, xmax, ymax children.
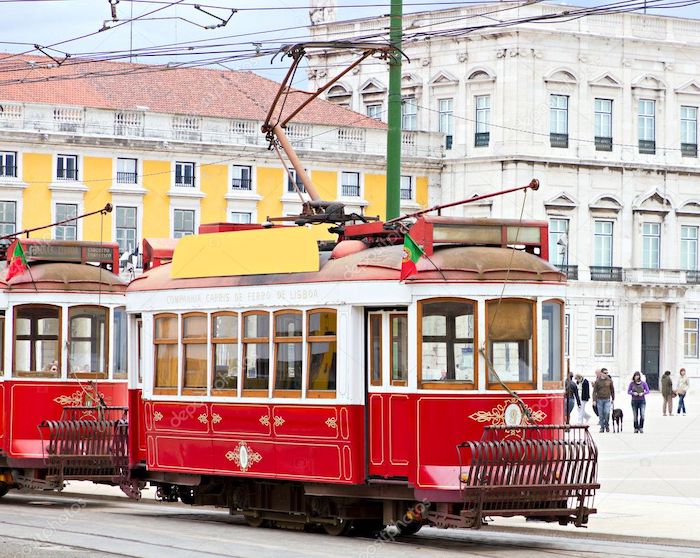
<box><xmin>128</xmin><ymin>388</ymin><xmax>148</xmax><ymax>465</ymax></box>
<box><xmin>0</xmin><ymin>380</ymin><xmax>128</xmax><ymax>462</ymax></box>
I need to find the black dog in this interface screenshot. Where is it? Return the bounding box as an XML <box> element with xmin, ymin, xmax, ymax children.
<box><xmin>612</xmin><ymin>408</ymin><xmax>623</xmax><ymax>432</ymax></box>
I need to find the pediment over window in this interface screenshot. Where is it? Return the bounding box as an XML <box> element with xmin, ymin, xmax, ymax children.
<box><xmin>675</xmin><ymin>80</ymin><xmax>700</xmax><ymax>96</ymax></box>
<box><xmin>545</xmin><ymin>192</ymin><xmax>578</xmax><ymax>211</ymax></box>
<box><xmin>589</xmin><ymin>73</ymin><xmax>622</xmax><ymax>89</ymax></box>
<box><xmin>327</xmin><ymin>83</ymin><xmax>352</xmax><ymax>98</ymax></box>
<box><xmin>632</xmin><ymin>74</ymin><xmax>666</xmax><ymax>91</ymax></box>
<box><xmin>545</xmin><ymin>69</ymin><xmax>578</xmax><ymax>84</ymax></box>
<box><xmin>676</xmin><ymin>200</ymin><xmax>700</xmax><ymax>216</ymax></box>
<box><xmin>401</xmin><ymin>73</ymin><xmax>423</xmax><ymax>90</ymax></box>
<box><xmin>632</xmin><ymin>189</ymin><xmax>673</xmax><ymax>213</ymax></box>
<box><xmin>430</xmin><ymin>70</ymin><xmax>459</xmax><ymax>86</ymax></box>
<box><xmin>360</xmin><ymin>78</ymin><xmax>386</xmax><ymax>95</ymax></box>
<box><xmin>589</xmin><ymin>194</ymin><xmax>622</xmax><ymax>213</ymax></box>
<box><xmin>467</xmin><ymin>68</ymin><xmax>495</xmax><ymax>82</ymax></box>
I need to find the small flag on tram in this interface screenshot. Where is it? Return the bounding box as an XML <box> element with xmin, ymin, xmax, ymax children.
<box><xmin>400</xmin><ymin>233</ymin><xmax>423</xmax><ymax>281</ymax></box>
<box><xmin>6</xmin><ymin>240</ymin><xmax>28</xmax><ymax>281</ymax></box>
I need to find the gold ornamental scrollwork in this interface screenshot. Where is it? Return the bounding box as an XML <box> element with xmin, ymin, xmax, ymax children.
<box><xmin>469</xmin><ymin>397</ymin><xmax>546</xmax><ymax>438</ymax></box>
<box><xmin>225</xmin><ymin>441</ymin><xmax>262</xmax><ymax>473</ymax></box>
<box><xmin>259</xmin><ymin>415</ymin><xmax>270</xmax><ymax>426</ymax></box>
<box><xmin>153</xmin><ymin>411</ymin><xmax>164</xmax><ymax>422</ymax></box>
<box><xmin>273</xmin><ymin>416</ymin><xmax>285</xmax><ymax>427</ymax></box>
<box><xmin>325</xmin><ymin>417</ymin><xmax>338</xmax><ymax>429</ymax></box>
<box><xmin>198</xmin><ymin>414</ymin><xmax>208</xmax><ymax>425</ymax></box>
<box><xmin>211</xmin><ymin>413</ymin><xmax>222</xmax><ymax>425</ymax></box>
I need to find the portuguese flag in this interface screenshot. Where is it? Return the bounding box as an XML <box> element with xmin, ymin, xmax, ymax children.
<box><xmin>6</xmin><ymin>241</ymin><xmax>28</xmax><ymax>281</ymax></box>
<box><xmin>400</xmin><ymin>233</ymin><xmax>423</xmax><ymax>281</ymax></box>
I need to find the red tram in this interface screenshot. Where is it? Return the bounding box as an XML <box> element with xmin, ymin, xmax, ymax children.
<box><xmin>121</xmin><ymin>213</ymin><xmax>598</xmax><ymax>533</ymax></box>
<box><xmin>0</xmin><ymin>239</ymin><xmax>128</xmax><ymax>495</ymax></box>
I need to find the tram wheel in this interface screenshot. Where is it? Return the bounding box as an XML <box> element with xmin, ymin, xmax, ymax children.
<box><xmin>353</xmin><ymin>519</ymin><xmax>385</xmax><ymax>537</ymax></box>
<box><xmin>396</xmin><ymin>520</ymin><xmax>422</xmax><ymax>536</ymax></box>
<box><xmin>178</xmin><ymin>487</ymin><xmax>195</xmax><ymax>505</ymax></box>
<box><xmin>243</xmin><ymin>514</ymin><xmax>268</xmax><ymax>528</ymax></box>
<box><xmin>0</xmin><ymin>482</ymin><xmax>8</xmax><ymax>498</ymax></box>
<box><xmin>323</xmin><ymin>519</ymin><xmax>352</xmax><ymax>536</ymax></box>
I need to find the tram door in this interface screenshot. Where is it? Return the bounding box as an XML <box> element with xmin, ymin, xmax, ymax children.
<box><xmin>366</xmin><ymin>311</ymin><xmax>410</xmax><ymax>479</ymax></box>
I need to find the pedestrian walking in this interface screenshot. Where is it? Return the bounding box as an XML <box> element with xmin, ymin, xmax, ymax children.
<box><xmin>575</xmin><ymin>373</ymin><xmax>591</xmax><ymax>424</ymax></box>
<box><xmin>592</xmin><ymin>368</ymin><xmax>615</xmax><ymax>432</ymax></box>
<box><xmin>627</xmin><ymin>371</ymin><xmax>650</xmax><ymax>433</ymax></box>
<box><xmin>661</xmin><ymin>370</ymin><xmax>674</xmax><ymax>416</ymax></box>
<box><xmin>677</xmin><ymin>368</ymin><xmax>690</xmax><ymax>415</ymax></box>
<box><xmin>565</xmin><ymin>372</ymin><xmax>581</xmax><ymax>424</ymax></box>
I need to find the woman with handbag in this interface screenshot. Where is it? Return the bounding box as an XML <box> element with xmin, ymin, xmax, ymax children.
<box><xmin>628</xmin><ymin>371</ymin><xmax>650</xmax><ymax>433</ymax></box>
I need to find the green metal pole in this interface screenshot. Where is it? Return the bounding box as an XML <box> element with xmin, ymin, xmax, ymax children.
<box><xmin>385</xmin><ymin>0</ymin><xmax>402</xmax><ymax>220</ymax></box>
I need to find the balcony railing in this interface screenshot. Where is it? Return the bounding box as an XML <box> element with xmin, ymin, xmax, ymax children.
<box><xmin>445</xmin><ymin>135</ymin><xmax>453</xmax><ymax>150</ymax></box>
<box><xmin>231</xmin><ymin>177</ymin><xmax>252</xmax><ymax>190</ymax></box>
<box><xmin>682</xmin><ymin>143</ymin><xmax>698</xmax><ymax>158</ymax></box>
<box><xmin>595</xmin><ymin>136</ymin><xmax>612</xmax><ymax>151</ymax></box>
<box><xmin>639</xmin><ymin>139</ymin><xmax>656</xmax><ymax>154</ymax></box>
<box><xmin>555</xmin><ymin>264</ymin><xmax>579</xmax><ymax>280</ymax></box>
<box><xmin>687</xmin><ymin>270</ymin><xmax>700</xmax><ymax>284</ymax></box>
<box><xmin>550</xmin><ymin>133</ymin><xmax>569</xmax><ymax>148</ymax></box>
<box><xmin>116</xmin><ymin>171</ymin><xmax>137</xmax><ymax>184</ymax></box>
<box><xmin>625</xmin><ymin>268</ymin><xmax>686</xmax><ymax>284</ymax></box>
<box><xmin>56</xmin><ymin>170</ymin><xmax>78</xmax><ymax>181</ymax></box>
<box><xmin>400</xmin><ymin>188</ymin><xmax>412</xmax><ymax>200</ymax></box>
<box><xmin>0</xmin><ymin>165</ymin><xmax>17</xmax><ymax>178</ymax></box>
<box><xmin>341</xmin><ymin>184</ymin><xmax>360</xmax><ymax>197</ymax></box>
<box><xmin>590</xmin><ymin>266</ymin><xmax>623</xmax><ymax>281</ymax></box>
<box><xmin>175</xmin><ymin>176</ymin><xmax>194</xmax><ymax>187</ymax></box>
<box><xmin>475</xmin><ymin>132</ymin><xmax>489</xmax><ymax>147</ymax></box>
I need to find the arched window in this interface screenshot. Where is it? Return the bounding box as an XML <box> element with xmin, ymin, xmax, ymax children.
<box><xmin>486</xmin><ymin>299</ymin><xmax>536</xmax><ymax>388</ymax></box>
<box><xmin>68</xmin><ymin>306</ymin><xmax>108</xmax><ymax>378</ymax></box>
<box><xmin>212</xmin><ymin>312</ymin><xmax>238</xmax><ymax>394</ymax></box>
<box><xmin>418</xmin><ymin>298</ymin><xmax>476</xmax><ymax>389</ymax></box>
<box><xmin>154</xmin><ymin>313</ymin><xmax>178</xmax><ymax>393</ymax></box>
<box><xmin>274</xmin><ymin>310</ymin><xmax>303</xmax><ymax>395</ymax></box>
<box><xmin>307</xmin><ymin>309</ymin><xmax>337</xmax><ymax>396</ymax></box>
<box><xmin>242</xmin><ymin>311</ymin><xmax>270</xmax><ymax>396</ymax></box>
<box><xmin>14</xmin><ymin>304</ymin><xmax>61</xmax><ymax>377</ymax></box>
<box><xmin>182</xmin><ymin>313</ymin><xmax>207</xmax><ymax>392</ymax></box>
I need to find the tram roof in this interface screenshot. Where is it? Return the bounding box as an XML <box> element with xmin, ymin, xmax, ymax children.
<box><xmin>129</xmin><ymin>244</ymin><xmax>564</xmax><ymax>292</ymax></box>
<box><xmin>0</xmin><ymin>262</ymin><xmax>127</xmax><ymax>292</ymax></box>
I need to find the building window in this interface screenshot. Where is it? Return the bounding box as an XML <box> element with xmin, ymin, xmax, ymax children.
<box><xmin>274</xmin><ymin>311</ymin><xmax>303</xmax><ymax>393</ymax></box>
<box><xmin>0</xmin><ymin>201</ymin><xmax>16</xmax><ymax>236</ymax></box>
<box><xmin>594</xmin><ymin>98</ymin><xmax>613</xmax><ymax>151</ymax></box>
<box><xmin>55</xmin><ymin>203</ymin><xmax>78</xmax><ymax>240</ymax></box>
<box><xmin>438</xmin><ymin>98</ymin><xmax>454</xmax><ymax>150</ymax></box>
<box><xmin>113</xmin><ymin>306</ymin><xmax>127</xmax><ymax>379</ymax></box>
<box><xmin>232</xmin><ymin>165</ymin><xmax>252</xmax><ymax>190</ymax></box>
<box><xmin>642</xmin><ymin>222</ymin><xmax>661</xmax><ymax>269</ymax></box>
<box><xmin>57</xmin><ymin>154</ymin><xmax>78</xmax><ymax>180</ymax></box>
<box><xmin>594</xmin><ymin>315</ymin><xmax>614</xmax><ymax>357</ymax></box>
<box><xmin>68</xmin><ymin>306</ymin><xmax>108</xmax><ymax>378</ymax></box>
<box><xmin>369</xmin><ymin>314</ymin><xmax>382</xmax><ymax>387</ymax></box>
<box><xmin>182</xmin><ymin>313</ymin><xmax>207</xmax><ymax>392</ymax></box>
<box><xmin>0</xmin><ymin>151</ymin><xmax>17</xmax><ymax>178</ymax></box>
<box><xmin>307</xmin><ymin>309</ymin><xmax>337</xmax><ymax>394</ymax></box>
<box><xmin>542</xmin><ymin>300</ymin><xmax>563</xmax><ymax>384</ymax></box>
<box><xmin>116</xmin><ymin>158</ymin><xmax>138</xmax><ymax>184</ymax></box>
<box><xmin>243</xmin><ymin>312</ymin><xmax>270</xmax><ymax>395</ymax></box>
<box><xmin>173</xmin><ymin>209</ymin><xmax>195</xmax><ymax>238</ymax></box>
<box><xmin>681</xmin><ymin>105</ymin><xmax>698</xmax><ymax>157</ymax></box>
<box><xmin>564</xmin><ymin>313</ymin><xmax>570</xmax><ymax>356</ymax></box>
<box><xmin>593</xmin><ymin>220</ymin><xmax>613</xmax><ymax>267</ymax></box>
<box><xmin>549</xmin><ymin>218</ymin><xmax>569</xmax><ymax>266</ymax></box>
<box><xmin>400</xmin><ymin>175</ymin><xmax>413</xmax><ymax>200</ymax></box>
<box><xmin>487</xmin><ymin>299</ymin><xmax>535</xmax><ymax>386</ymax></box>
<box><xmin>115</xmin><ymin>206</ymin><xmax>137</xmax><ymax>265</ymax></box>
<box><xmin>401</xmin><ymin>96</ymin><xmax>417</xmax><ymax>131</ymax></box>
<box><xmin>154</xmin><ymin>313</ymin><xmax>178</xmax><ymax>391</ymax></box>
<box><xmin>341</xmin><ymin>171</ymin><xmax>360</xmax><ymax>197</ymax></box>
<box><xmin>390</xmin><ymin>313</ymin><xmax>408</xmax><ymax>386</ymax></box>
<box><xmin>366</xmin><ymin>103</ymin><xmax>383</xmax><ymax>120</ymax></box>
<box><xmin>475</xmin><ymin>95</ymin><xmax>491</xmax><ymax>147</ymax></box>
<box><xmin>212</xmin><ymin>312</ymin><xmax>238</xmax><ymax>392</ymax></box>
<box><xmin>684</xmin><ymin>318</ymin><xmax>699</xmax><ymax>358</ymax></box>
<box><xmin>175</xmin><ymin>161</ymin><xmax>195</xmax><ymax>187</ymax></box>
<box><xmin>287</xmin><ymin>168</ymin><xmax>306</xmax><ymax>193</ymax></box>
<box><xmin>638</xmin><ymin>99</ymin><xmax>656</xmax><ymax>154</ymax></box>
<box><xmin>549</xmin><ymin>94</ymin><xmax>569</xmax><ymax>148</ymax></box>
<box><xmin>14</xmin><ymin>305</ymin><xmax>61</xmax><ymax>377</ymax></box>
<box><xmin>230</xmin><ymin>212</ymin><xmax>252</xmax><ymax>224</ymax></box>
<box><xmin>419</xmin><ymin>298</ymin><xmax>475</xmax><ymax>388</ymax></box>
<box><xmin>681</xmin><ymin>225</ymin><xmax>698</xmax><ymax>271</ymax></box>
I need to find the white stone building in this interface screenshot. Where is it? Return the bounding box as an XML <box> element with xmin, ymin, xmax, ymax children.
<box><xmin>308</xmin><ymin>1</ymin><xmax>700</xmax><ymax>389</ymax></box>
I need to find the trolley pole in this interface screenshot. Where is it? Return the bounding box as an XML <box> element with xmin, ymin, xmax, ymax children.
<box><xmin>385</xmin><ymin>0</ymin><xmax>402</xmax><ymax>220</ymax></box>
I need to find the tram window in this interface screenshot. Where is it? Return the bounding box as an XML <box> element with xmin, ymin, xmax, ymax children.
<box><xmin>14</xmin><ymin>305</ymin><xmax>61</xmax><ymax>377</ymax></box>
<box><xmin>243</xmin><ymin>312</ymin><xmax>270</xmax><ymax>395</ymax></box>
<box><xmin>390</xmin><ymin>313</ymin><xmax>408</xmax><ymax>386</ymax></box>
<box><xmin>486</xmin><ymin>299</ymin><xmax>535</xmax><ymax>387</ymax></box>
<box><xmin>68</xmin><ymin>306</ymin><xmax>108</xmax><ymax>378</ymax></box>
<box><xmin>307</xmin><ymin>309</ymin><xmax>337</xmax><ymax>396</ymax></box>
<box><xmin>369</xmin><ymin>314</ymin><xmax>382</xmax><ymax>386</ymax></box>
<box><xmin>419</xmin><ymin>299</ymin><xmax>476</xmax><ymax>388</ymax></box>
<box><xmin>274</xmin><ymin>311</ymin><xmax>303</xmax><ymax>394</ymax></box>
<box><xmin>542</xmin><ymin>300</ymin><xmax>564</xmax><ymax>386</ymax></box>
<box><xmin>113</xmin><ymin>306</ymin><xmax>127</xmax><ymax>379</ymax></box>
<box><xmin>212</xmin><ymin>312</ymin><xmax>238</xmax><ymax>393</ymax></box>
<box><xmin>154</xmin><ymin>313</ymin><xmax>178</xmax><ymax>392</ymax></box>
<box><xmin>183</xmin><ymin>313</ymin><xmax>207</xmax><ymax>392</ymax></box>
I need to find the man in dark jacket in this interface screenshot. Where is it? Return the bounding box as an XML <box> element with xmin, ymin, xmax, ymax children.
<box><xmin>565</xmin><ymin>372</ymin><xmax>581</xmax><ymax>424</ymax></box>
<box><xmin>592</xmin><ymin>368</ymin><xmax>615</xmax><ymax>432</ymax></box>
<box><xmin>661</xmin><ymin>370</ymin><xmax>674</xmax><ymax>416</ymax></box>
<box><xmin>575</xmin><ymin>373</ymin><xmax>590</xmax><ymax>424</ymax></box>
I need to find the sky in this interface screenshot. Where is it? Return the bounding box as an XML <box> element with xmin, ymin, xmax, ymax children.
<box><xmin>1</xmin><ymin>0</ymin><xmax>700</xmax><ymax>87</ymax></box>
